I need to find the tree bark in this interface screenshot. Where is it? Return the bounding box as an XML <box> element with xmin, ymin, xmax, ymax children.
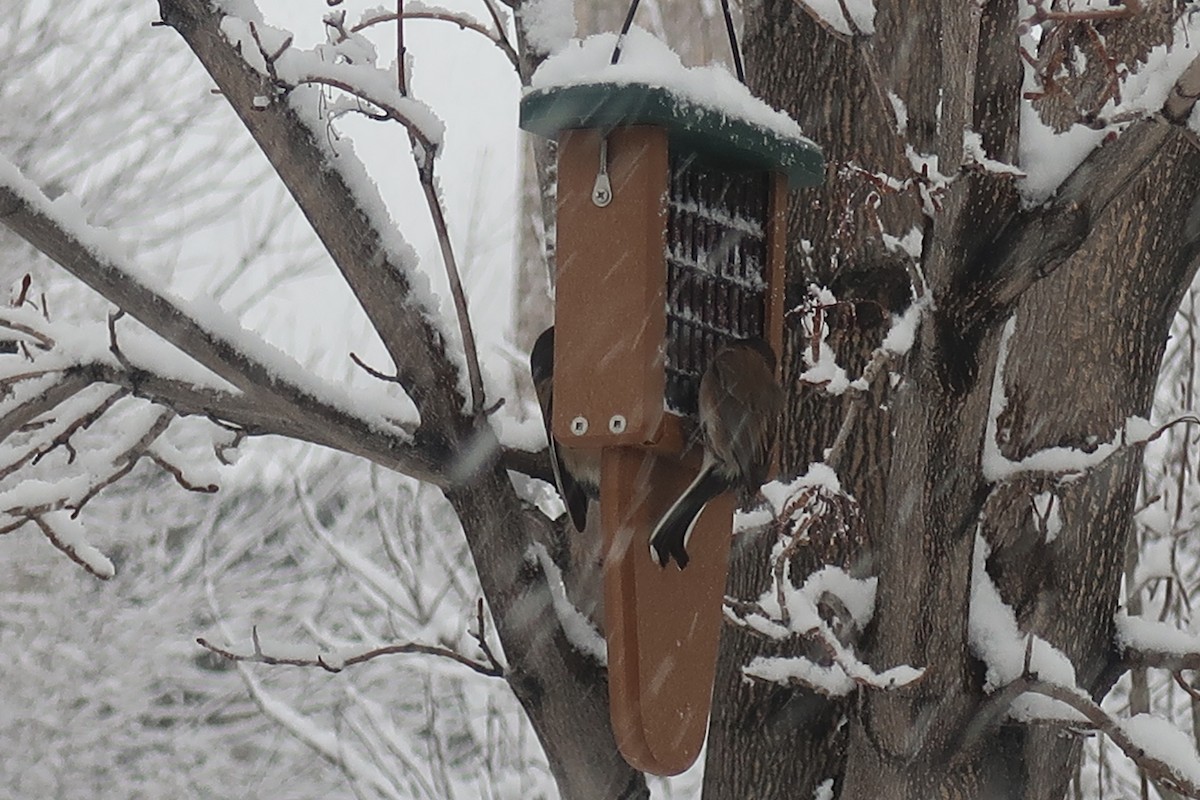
<box><xmin>708</xmin><ymin>0</ymin><xmax>1200</xmax><ymax>797</ymax></box>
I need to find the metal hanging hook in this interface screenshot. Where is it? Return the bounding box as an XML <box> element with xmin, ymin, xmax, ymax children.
<box><xmin>593</xmin><ymin>136</ymin><xmax>613</xmax><ymax>207</ymax></box>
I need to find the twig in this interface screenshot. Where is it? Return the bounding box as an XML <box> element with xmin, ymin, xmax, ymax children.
<box><xmin>70</xmin><ymin>410</ymin><xmax>174</xmax><ymax>516</ymax></box>
<box><xmin>350</xmin><ymin>351</ymin><xmax>402</xmax><ymax>383</ymax></box>
<box><xmin>471</xmin><ymin>597</ymin><xmax>505</xmax><ymax>674</ymax></box>
<box><xmin>0</xmin><ymin>387</ymin><xmax>128</xmax><ymax>477</ymax></box>
<box><xmin>149</xmin><ymin>452</ymin><xmax>219</xmax><ymax>493</ymax></box>
<box><xmin>107</xmin><ymin>309</ymin><xmax>133</xmax><ymax>371</ymax></box>
<box><xmin>196</xmin><ymin>626</ymin><xmax>504</xmax><ymax>678</ymax></box>
<box><xmin>0</xmin><ymin>318</ymin><xmax>53</xmax><ymax>350</ymax></box>
<box><xmin>31</xmin><ymin>514</ymin><xmax>113</xmax><ymax>580</ymax></box>
<box><xmin>396</xmin><ymin>0</ymin><xmax>405</xmax><ymax>96</ymax></box>
<box><xmin>416</xmin><ymin>143</ymin><xmax>486</xmax><ymax>419</ymax></box>
<box><xmin>1174</xmin><ymin>671</ymin><xmax>1200</xmax><ymax>702</ymax></box>
<box><xmin>348</xmin><ymin>10</ymin><xmax>519</xmax><ymax>70</ymax></box>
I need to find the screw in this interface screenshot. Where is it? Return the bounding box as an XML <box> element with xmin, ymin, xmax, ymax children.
<box><xmin>570</xmin><ymin>416</ymin><xmax>589</xmax><ymax>435</ymax></box>
<box><xmin>609</xmin><ymin>415</ymin><xmax>627</xmax><ymax>434</ymax></box>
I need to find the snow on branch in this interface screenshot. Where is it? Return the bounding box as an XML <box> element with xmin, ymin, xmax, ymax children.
<box><xmin>1116</xmin><ymin>612</ymin><xmax>1200</xmax><ymax>672</ymax></box>
<box><xmin>212</xmin><ymin>4</ymin><xmax>489</xmax><ymax>419</ymax></box>
<box><xmin>0</xmin><ymin>155</ymin><xmax>455</xmax><ymax>485</ymax></box>
<box><xmin>983</xmin><ymin>316</ymin><xmax>1200</xmax><ymax>483</ymax></box>
<box><xmin>995</xmin><ymin>673</ymin><xmax>1200</xmax><ymax>799</ymax></box>
<box><xmin>969</xmin><ymin>532</ymin><xmax>1078</xmax><ymax>692</ymax></box>
<box><xmin>797</xmin><ymin>288</ymin><xmax>926</xmax><ymax>397</ymax></box>
<box><xmin>728</xmin><ymin>466</ymin><xmax>922</xmax><ymax>696</ymax></box>
<box><xmin>526</xmin><ymin>542</ymin><xmax>607</xmax><ymax>665</ymax></box>
<box><xmin>30</xmin><ymin>510</ymin><xmax>114</xmax><ymax>579</ymax></box>
<box><xmin>971</xmin><ymin>546</ymin><xmax>1200</xmax><ymax>796</ymax></box>
<box><xmin>161</xmin><ymin>0</ymin><xmax>473</xmax><ymax>432</ymax></box>
<box><xmin>730</xmin><ymin>563</ymin><xmax>922</xmax><ymax>695</ymax></box>
<box><xmin>223</xmin><ymin>16</ymin><xmax>444</xmax><ymax>153</ymax></box>
<box><xmin>0</xmin><ymin>305</ymin><xmax>223</xmax><ymax>579</ymax></box>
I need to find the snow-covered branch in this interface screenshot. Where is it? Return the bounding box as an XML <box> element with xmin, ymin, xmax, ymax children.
<box><xmin>985</xmin><ymin>317</ymin><xmax>1200</xmax><ymax>482</ymax></box>
<box><xmin>159</xmin><ymin>0</ymin><xmax>471</xmax><ymax>435</ymax></box>
<box><xmin>526</xmin><ymin>542</ymin><xmax>606</xmax><ymax>665</ymax></box>
<box><xmin>727</xmin><ymin>468</ymin><xmax>922</xmax><ymax>696</ymax></box>
<box><xmin>1116</xmin><ymin>612</ymin><xmax>1200</xmax><ymax>672</ymax></box>
<box><xmin>1014</xmin><ymin>676</ymin><xmax>1200</xmax><ymax>799</ymax></box>
<box><xmin>0</xmin><ymin>163</ymin><xmax>453</xmax><ymax>485</ymax></box>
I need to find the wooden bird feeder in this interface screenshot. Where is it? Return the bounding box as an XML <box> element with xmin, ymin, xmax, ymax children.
<box><xmin>521</xmin><ymin>79</ymin><xmax>823</xmax><ymax>775</ymax></box>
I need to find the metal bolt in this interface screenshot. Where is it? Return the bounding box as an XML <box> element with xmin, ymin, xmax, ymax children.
<box><xmin>608</xmin><ymin>414</ymin><xmax>627</xmax><ymax>434</ymax></box>
<box><xmin>570</xmin><ymin>416</ymin><xmax>589</xmax><ymax>435</ymax></box>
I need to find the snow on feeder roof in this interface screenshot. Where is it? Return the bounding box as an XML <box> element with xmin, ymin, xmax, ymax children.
<box><xmin>522</xmin><ymin>28</ymin><xmax>823</xmax><ymax>189</ymax></box>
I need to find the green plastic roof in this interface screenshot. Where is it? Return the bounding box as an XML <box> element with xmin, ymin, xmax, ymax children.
<box><xmin>520</xmin><ymin>82</ymin><xmax>824</xmax><ymax>188</ymax></box>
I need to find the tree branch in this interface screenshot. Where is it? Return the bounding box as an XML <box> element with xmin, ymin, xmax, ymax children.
<box><xmin>1021</xmin><ymin>678</ymin><xmax>1200</xmax><ymax>799</ymax></box>
<box><xmin>196</xmin><ymin>626</ymin><xmax>504</xmax><ymax>678</ymax></box>
<box><xmin>349</xmin><ymin>10</ymin><xmax>519</xmax><ymax>70</ymax></box>
<box><xmin>0</xmin><ymin>172</ymin><xmax>450</xmax><ymax>484</ymax></box>
<box><xmin>65</xmin><ymin>360</ymin><xmax>447</xmax><ymax>484</ymax></box>
<box><xmin>960</xmin><ymin>116</ymin><xmax>1200</xmax><ymax>329</ymax></box>
<box><xmin>0</xmin><ymin>369</ymin><xmax>92</xmax><ymax>440</ymax></box>
<box><xmin>158</xmin><ymin>0</ymin><xmax>469</xmax><ymax>437</ymax></box>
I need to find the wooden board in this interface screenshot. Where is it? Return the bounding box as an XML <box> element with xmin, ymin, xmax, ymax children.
<box><xmin>601</xmin><ymin>446</ymin><xmax>735</xmax><ymax>775</ymax></box>
<box><xmin>553</xmin><ymin>126</ymin><xmax>668</xmax><ymax>449</ymax></box>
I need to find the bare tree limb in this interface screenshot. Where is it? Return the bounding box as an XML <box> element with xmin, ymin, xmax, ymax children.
<box><xmin>349</xmin><ymin>10</ymin><xmax>519</xmax><ymax>70</ymax></box>
<box><xmin>196</xmin><ymin>627</ymin><xmax>504</xmax><ymax>678</ymax></box>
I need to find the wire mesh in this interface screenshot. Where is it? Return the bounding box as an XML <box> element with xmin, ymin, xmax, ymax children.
<box><xmin>665</xmin><ymin>151</ymin><xmax>770</xmax><ymax>416</ymax></box>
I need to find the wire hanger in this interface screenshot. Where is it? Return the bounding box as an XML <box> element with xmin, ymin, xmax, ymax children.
<box><xmin>609</xmin><ymin>0</ymin><xmax>746</xmax><ymax>84</ymax></box>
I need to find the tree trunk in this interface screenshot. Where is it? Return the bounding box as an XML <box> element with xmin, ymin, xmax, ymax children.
<box><xmin>706</xmin><ymin>0</ymin><xmax>1200</xmax><ymax>797</ymax></box>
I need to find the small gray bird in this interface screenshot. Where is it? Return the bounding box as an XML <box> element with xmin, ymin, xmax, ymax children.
<box><xmin>649</xmin><ymin>337</ymin><xmax>783</xmax><ymax>569</ymax></box>
<box><xmin>531</xmin><ymin>326</ymin><xmax>601</xmax><ymax>532</ymax></box>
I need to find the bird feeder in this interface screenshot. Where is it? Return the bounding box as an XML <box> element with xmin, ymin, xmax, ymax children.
<box><xmin>521</xmin><ymin>76</ymin><xmax>823</xmax><ymax>775</ymax></box>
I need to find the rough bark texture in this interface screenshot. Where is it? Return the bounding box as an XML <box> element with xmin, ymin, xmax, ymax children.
<box><xmin>705</xmin><ymin>1</ymin><xmax>1200</xmax><ymax>798</ymax></box>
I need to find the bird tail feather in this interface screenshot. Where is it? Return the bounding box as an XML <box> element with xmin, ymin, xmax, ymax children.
<box><xmin>649</xmin><ymin>466</ymin><xmax>731</xmax><ymax>569</ymax></box>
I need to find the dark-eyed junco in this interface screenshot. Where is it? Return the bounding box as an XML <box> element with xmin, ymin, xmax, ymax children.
<box><xmin>531</xmin><ymin>326</ymin><xmax>601</xmax><ymax>531</ymax></box>
<box><xmin>649</xmin><ymin>337</ymin><xmax>783</xmax><ymax>568</ymax></box>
